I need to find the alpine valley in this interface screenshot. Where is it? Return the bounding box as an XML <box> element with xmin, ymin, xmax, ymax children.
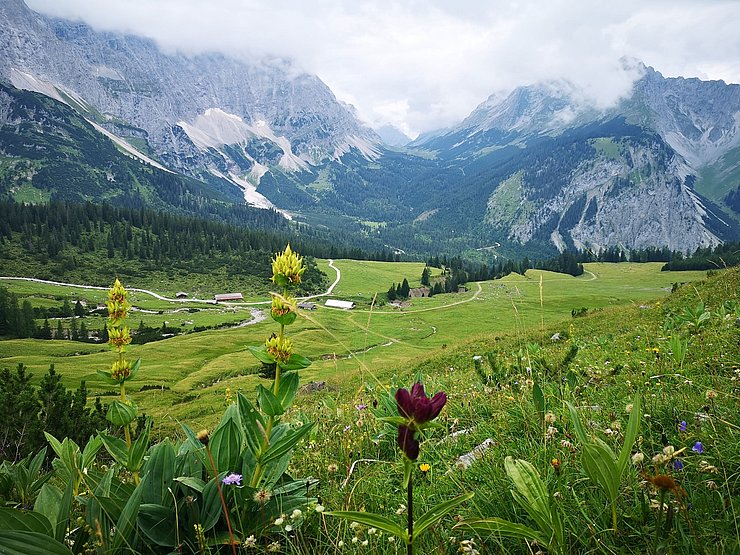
<box><xmin>2</xmin><ymin>0</ymin><xmax>739</xmax><ymax>259</ymax></box>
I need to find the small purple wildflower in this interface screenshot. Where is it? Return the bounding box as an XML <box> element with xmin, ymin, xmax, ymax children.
<box><xmin>678</xmin><ymin>421</ymin><xmax>687</xmax><ymax>432</ymax></box>
<box><xmin>673</xmin><ymin>459</ymin><xmax>684</xmax><ymax>471</ymax></box>
<box><xmin>692</xmin><ymin>441</ymin><xmax>704</xmax><ymax>454</ymax></box>
<box><xmin>355</xmin><ymin>404</ymin><xmax>368</xmax><ymax>411</ymax></box>
<box><xmin>222</xmin><ymin>473</ymin><xmax>242</xmax><ymax>486</ymax></box>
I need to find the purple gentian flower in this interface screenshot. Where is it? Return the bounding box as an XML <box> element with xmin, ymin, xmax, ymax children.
<box><xmin>222</xmin><ymin>473</ymin><xmax>242</xmax><ymax>486</ymax></box>
<box><xmin>395</xmin><ymin>383</ymin><xmax>446</xmax><ymax>460</ymax></box>
<box><xmin>355</xmin><ymin>404</ymin><xmax>368</xmax><ymax>411</ymax></box>
<box><xmin>692</xmin><ymin>441</ymin><xmax>704</xmax><ymax>454</ymax></box>
<box><xmin>679</xmin><ymin>421</ymin><xmax>687</xmax><ymax>432</ymax></box>
<box><xmin>673</xmin><ymin>459</ymin><xmax>684</xmax><ymax>471</ymax></box>
<box><xmin>395</xmin><ymin>383</ymin><xmax>447</xmax><ymax>429</ymax></box>
<box><xmin>397</xmin><ymin>424</ymin><xmax>419</xmax><ymax>460</ymax></box>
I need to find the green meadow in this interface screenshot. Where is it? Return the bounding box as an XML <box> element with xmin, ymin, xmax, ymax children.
<box><xmin>1</xmin><ymin>257</ymin><xmax>739</xmax><ymax>554</ymax></box>
<box><xmin>0</xmin><ymin>262</ymin><xmax>708</xmax><ymax>433</ymax></box>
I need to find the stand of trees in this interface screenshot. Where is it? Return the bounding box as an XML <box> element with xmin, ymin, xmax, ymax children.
<box><xmin>0</xmin><ymin>364</ymin><xmax>107</xmax><ymax>462</ymax></box>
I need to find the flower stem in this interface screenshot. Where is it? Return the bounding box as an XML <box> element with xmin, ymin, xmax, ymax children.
<box><xmin>206</xmin><ymin>447</ymin><xmax>237</xmax><ymax>555</ymax></box>
<box><xmin>407</xmin><ymin>471</ymin><xmax>413</xmax><ymax>555</ymax></box>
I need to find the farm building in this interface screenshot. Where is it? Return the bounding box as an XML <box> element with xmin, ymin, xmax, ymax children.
<box><xmin>325</xmin><ymin>299</ymin><xmax>355</xmax><ymax>309</ymax></box>
<box><xmin>176</xmin><ymin>292</ymin><xmax>189</xmax><ymax>299</ymax></box>
<box><xmin>297</xmin><ymin>302</ymin><xmax>316</xmax><ymax>310</ymax></box>
<box><xmin>214</xmin><ymin>293</ymin><xmax>244</xmax><ymax>302</ymax></box>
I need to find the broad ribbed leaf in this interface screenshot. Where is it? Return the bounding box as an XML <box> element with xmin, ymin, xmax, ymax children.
<box><xmin>209</xmin><ymin>416</ymin><xmax>242</xmax><ymax>474</ymax></box>
<box><xmin>237</xmin><ymin>394</ymin><xmax>267</xmax><ymax>457</ymax></box>
<box><xmin>53</xmin><ymin>474</ymin><xmax>74</xmax><ymax>543</ymax></box>
<box><xmin>247</xmin><ymin>345</ymin><xmax>275</xmax><ymax>364</ymax></box>
<box><xmin>505</xmin><ymin>457</ymin><xmax>552</xmax><ymax>537</ymax></box>
<box><xmin>0</xmin><ymin>531</ymin><xmax>73</xmax><ymax>554</ymax></box>
<box><xmin>128</xmin><ymin>418</ymin><xmax>152</xmax><ymax>472</ymax></box>
<box><xmin>33</xmin><ymin>484</ymin><xmax>62</xmax><ymax>532</ymax></box>
<box><xmin>260</xmin><ymin>423</ymin><xmax>314</xmax><ymax>464</ymax></box>
<box><xmin>99</xmin><ymin>433</ymin><xmax>129</xmax><ymax>467</ymax></box>
<box><xmin>582</xmin><ymin>443</ymin><xmax>619</xmax><ymax>501</ymax></box>
<box><xmin>413</xmin><ymin>492</ymin><xmax>474</xmax><ymax>540</ymax></box>
<box><xmin>137</xmin><ymin>504</ymin><xmax>177</xmax><ymax>547</ymax></box>
<box><xmin>325</xmin><ymin>511</ymin><xmax>406</xmax><ymax>541</ymax></box>
<box><xmin>174</xmin><ymin>476</ymin><xmax>205</xmax><ymax>493</ymax></box>
<box><xmin>200</xmin><ymin>477</ymin><xmax>223</xmax><ymax>532</ymax></box>
<box><xmin>127</xmin><ymin>358</ymin><xmax>141</xmax><ymax>381</ymax></box>
<box><xmin>257</xmin><ymin>384</ymin><xmax>284</xmax><ymax>417</ymax></box>
<box><xmin>276</xmin><ymin>371</ymin><xmax>299</xmax><ymax>410</ymax></box>
<box><xmin>0</xmin><ymin>508</ymin><xmax>53</xmax><ymax>536</ymax></box>
<box><xmin>141</xmin><ymin>441</ymin><xmax>176</xmax><ymax>505</ymax></box>
<box><xmin>455</xmin><ymin>518</ymin><xmax>546</xmax><ymax>544</ymax></box>
<box><xmin>279</xmin><ymin>353</ymin><xmax>312</xmax><ymax>371</ymax></box>
<box><xmin>566</xmin><ymin>402</ymin><xmax>589</xmax><ymax>444</ymax></box>
<box><xmin>106</xmin><ymin>400</ymin><xmax>137</xmax><ymax>427</ymax></box>
<box><xmin>617</xmin><ymin>394</ymin><xmax>641</xmax><ymax>475</ymax></box>
<box><xmin>110</xmin><ymin>480</ymin><xmax>143</xmax><ymax>551</ymax></box>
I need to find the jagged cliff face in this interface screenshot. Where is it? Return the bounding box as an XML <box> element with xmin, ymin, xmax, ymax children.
<box><xmin>0</xmin><ymin>0</ymin><xmax>379</xmax><ymax>197</ymax></box>
<box><xmin>0</xmin><ymin>0</ymin><xmax>738</xmax><ymax>256</ymax></box>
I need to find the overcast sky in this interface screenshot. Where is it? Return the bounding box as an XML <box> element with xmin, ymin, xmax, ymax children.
<box><xmin>26</xmin><ymin>0</ymin><xmax>740</xmax><ymax>138</ymax></box>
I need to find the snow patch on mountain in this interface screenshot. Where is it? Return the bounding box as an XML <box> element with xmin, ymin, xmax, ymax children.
<box><xmin>10</xmin><ymin>68</ymin><xmax>63</xmax><ymax>102</ymax></box>
<box><xmin>334</xmin><ymin>135</ymin><xmax>382</xmax><ymax>160</ymax></box>
<box><xmin>178</xmin><ymin>109</ymin><xmax>310</xmax><ymax>172</ymax></box>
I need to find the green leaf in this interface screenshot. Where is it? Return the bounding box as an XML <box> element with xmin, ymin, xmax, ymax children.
<box><xmin>128</xmin><ymin>419</ymin><xmax>152</xmax><ymax>473</ymax></box>
<box><xmin>413</xmin><ymin>492</ymin><xmax>474</xmax><ymax>541</ymax></box>
<box><xmin>237</xmin><ymin>394</ymin><xmax>267</xmax><ymax>457</ymax></box>
<box><xmin>533</xmin><ymin>381</ymin><xmax>545</xmax><ymax>424</ymax></box>
<box><xmin>137</xmin><ymin>504</ymin><xmax>178</xmax><ymax>547</ymax></box>
<box><xmin>96</xmin><ymin>369</ymin><xmax>120</xmax><ymax>385</ymax></box>
<box><xmin>110</xmin><ymin>479</ymin><xmax>143</xmax><ymax>551</ymax></box>
<box><xmin>582</xmin><ymin>443</ymin><xmax>619</xmax><ymax>501</ymax></box>
<box><xmin>376</xmin><ymin>416</ymin><xmax>408</xmax><ymax>426</ymax></box>
<box><xmin>99</xmin><ymin>433</ymin><xmax>129</xmax><ymax>467</ymax></box>
<box><xmin>276</xmin><ymin>371</ymin><xmax>299</xmax><ymax>410</ymax></box>
<box><xmin>0</xmin><ymin>531</ymin><xmax>73</xmax><ymax>555</ymax></box>
<box><xmin>271</xmin><ymin>310</ymin><xmax>297</xmax><ymax>326</ymax></box>
<box><xmin>504</xmin><ymin>457</ymin><xmax>553</xmax><ymax>535</ymax></box>
<box><xmin>54</xmin><ymin>475</ymin><xmax>74</xmax><ymax>543</ymax></box>
<box><xmin>200</xmin><ymin>477</ymin><xmax>223</xmax><ymax>532</ymax></box>
<box><xmin>455</xmin><ymin>518</ymin><xmax>546</xmax><ymax>544</ymax></box>
<box><xmin>209</xmin><ymin>415</ymin><xmax>242</xmax><ymax>473</ymax></box>
<box><xmin>566</xmin><ymin>402</ymin><xmax>589</xmax><ymax>444</ymax></box>
<box><xmin>257</xmin><ymin>384</ymin><xmax>285</xmax><ymax>417</ymax></box>
<box><xmin>81</xmin><ymin>435</ymin><xmax>103</xmax><ymax>471</ymax></box>
<box><xmin>324</xmin><ymin>511</ymin><xmax>406</xmax><ymax>541</ymax></box>
<box><xmin>127</xmin><ymin>358</ymin><xmax>142</xmax><ymax>381</ymax></box>
<box><xmin>106</xmin><ymin>399</ymin><xmax>137</xmax><ymax>427</ymax></box>
<box><xmin>260</xmin><ymin>423</ymin><xmax>314</xmax><ymax>464</ymax></box>
<box><xmin>33</xmin><ymin>484</ymin><xmax>62</xmax><ymax>532</ymax></box>
<box><xmin>174</xmin><ymin>476</ymin><xmax>205</xmax><ymax>493</ymax></box>
<box><xmin>0</xmin><ymin>508</ymin><xmax>53</xmax><ymax>536</ymax></box>
<box><xmin>248</xmin><ymin>345</ymin><xmax>275</xmax><ymax>365</ymax></box>
<box><xmin>141</xmin><ymin>440</ymin><xmax>176</xmax><ymax>506</ymax></box>
<box><xmin>617</xmin><ymin>394</ymin><xmax>641</xmax><ymax>476</ymax></box>
<box><xmin>279</xmin><ymin>353</ymin><xmax>312</xmax><ymax>371</ymax></box>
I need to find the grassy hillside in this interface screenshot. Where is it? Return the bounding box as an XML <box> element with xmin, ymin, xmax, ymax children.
<box><xmin>0</xmin><ymin>262</ymin><xmax>709</xmax><ymax>433</ymax></box>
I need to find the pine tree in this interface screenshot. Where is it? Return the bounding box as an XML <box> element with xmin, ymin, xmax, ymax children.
<box><xmin>55</xmin><ymin>320</ymin><xmax>65</xmax><ymax>340</ymax></box>
<box><xmin>400</xmin><ymin>278</ymin><xmax>411</xmax><ymax>299</ymax></box>
<box><xmin>40</xmin><ymin>318</ymin><xmax>53</xmax><ymax>340</ymax></box>
<box><xmin>74</xmin><ymin>300</ymin><xmax>85</xmax><ymax>317</ymax></box>
<box><xmin>387</xmin><ymin>283</ymin><xmax>397</xmax><ymax>301</ymax></box>
<box><xmin>421</xmin><ymin>267</ymin><xmax>431</xmax><ymax>287</ymax></box>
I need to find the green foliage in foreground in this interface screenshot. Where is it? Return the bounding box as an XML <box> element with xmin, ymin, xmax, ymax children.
<box><xmin>0</xmin><ymin>268</ymin><xmax>738</xmax><ymax>554</ymax></box>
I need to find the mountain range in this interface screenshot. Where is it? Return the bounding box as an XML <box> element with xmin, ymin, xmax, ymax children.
<box><xmin>1</xmin><ymin>0</ymin><xmax>739</xmax><ymax>258</ymax></box>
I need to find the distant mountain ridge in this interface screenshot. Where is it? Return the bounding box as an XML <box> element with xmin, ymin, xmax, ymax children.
<box><xmin>1</xmin><ymin>0</ymin><xmax>739</xmax><ymax>257</ymax></box>
<box><xmin>0</xmin><ymin>0</ymin><xmax>380</xmax><ymax>204</ymax></box>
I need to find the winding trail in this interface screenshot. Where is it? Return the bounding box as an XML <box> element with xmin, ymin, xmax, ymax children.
<box><xmin>0</xmin><ymin>258</ymin><xmax>342</xmax><ymax>307</ymax></box>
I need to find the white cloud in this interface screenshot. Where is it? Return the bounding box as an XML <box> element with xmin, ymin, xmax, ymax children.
<box><xmin>26</xmin><ymin>0</ymin><xmax>740</xmax><ymax>137</ymax></box>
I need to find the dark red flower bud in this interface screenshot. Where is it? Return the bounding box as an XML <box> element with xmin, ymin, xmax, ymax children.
<box><xmin>397</xmin><ymin>424</ymin><xmax>419</xmax><ymax>460</ymax></box>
